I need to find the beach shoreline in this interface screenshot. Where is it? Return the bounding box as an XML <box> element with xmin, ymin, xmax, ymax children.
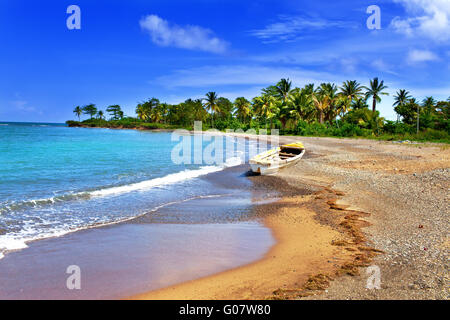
<box><xmin>132</xmin><ymin>186</ymin><xmax>374</xmax><ymax>300</ymax></box>
<box><xmin>0</xmin><ymin>162</ymin><xmax>277</xmax><ymax>300</ymax></box>
<box><xmin>133</xmin><ymin>135</ymin><xmax>449</xmax><ymax>300</ymax></box>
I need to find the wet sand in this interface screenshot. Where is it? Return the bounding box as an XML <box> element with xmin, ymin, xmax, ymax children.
<box><xmin>134</xmin><ymin>136</ymin><xmax>449</xmax><ymax>300</ymax></box>
<box><xmin>0</xmin><ymin>165</ymin><xmax>275</xmax><ymax>299</ymax></box>
<box><xmin>2</xmin><ymin>135</ymin><xmax>447</xmax><ymax>300</ymax></box>
<box><xmin>0</xmin><ymin>221</ymin><xmax>272</xmax><ymax>299</ymax></box>
<box><xmin>133</xmin><ymin>172</ymin><xmax>370</xmax><ymax>300</ymax></box>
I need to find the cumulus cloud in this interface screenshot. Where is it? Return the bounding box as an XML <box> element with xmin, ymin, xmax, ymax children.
<box><xmin>139</xmin><ymin>15</ymin><xmax>229</xmax><ymax>54</ymax></box>
<box><xmin>407</xmin><ymin>49</ymin><xmax>439</xmax><ymax>64</ymax></box>
<box><xmin>390</xmin><ymin>0</ymin><xmax>450</xmax><ymax>42</ymax></box>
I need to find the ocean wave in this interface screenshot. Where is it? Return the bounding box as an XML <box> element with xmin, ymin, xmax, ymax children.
<box><xmin>0</xmin><ymin>157</ymin><xmax>243</xmax><ymax>213</ymax></box>
<box><xmin>89</xmin><ymin>157</ymin><xmax>242</xmax><ymax>197</ymax></box>
<box><xmin>90</xmin><ymin>166</ymin><xmax>223</xmax><ymax>197</ymax></box>
<box><xmin>0</xmin><ymin>157</ymin><xmax>243</xmax><ymax>259</ymax></box>
<box><xmin>90</xmin><ymin>157</ymin><xmax>241</xmax><ymax>197</ymax></box>
<box><xmin>0</xmin><ymin>193</ymin><xmax>89</xmax><ymax>213</ymax></box>
<box><xmin>0</xmin><ymin>194</ymin><xmax>228</xmax><ymax>259</ymax></box>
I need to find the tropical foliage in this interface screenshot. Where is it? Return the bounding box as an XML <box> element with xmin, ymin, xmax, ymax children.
<box><xmin>82</xmin><ymin>104</ymin><xmax>97</xmax><ymax>119</ymax></box>
<box><xmin>68</xmin><ymin>78</ymin><xmax>450</xmax><ymax>142</ymax></box>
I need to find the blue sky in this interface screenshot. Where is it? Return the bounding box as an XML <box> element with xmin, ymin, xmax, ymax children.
<box><xmin>0</xmin><ymin>0</ymin><xmax>449</xmax><ymax>122</ymax></box>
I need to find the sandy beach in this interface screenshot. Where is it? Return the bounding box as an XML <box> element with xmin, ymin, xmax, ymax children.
<box><xmin>134</xmin><ymin>136</ymin><xmax>449</xmax><ymax>300</ymax></box>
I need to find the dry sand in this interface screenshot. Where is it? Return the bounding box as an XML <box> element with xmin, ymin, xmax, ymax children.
<box><xmin>133</xmin><ymin>136</ymin><xmax>449</xmax><ymax>300</ymax></box>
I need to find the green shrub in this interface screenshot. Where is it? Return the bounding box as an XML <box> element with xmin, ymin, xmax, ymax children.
<box><xmin>418</xmin><ymin>128</ymin><xmax>449</xmax><ymax>141</ymax></box>
<box><xmin>139</xmin><ymin>122</ymin><xmax>176</xmax><ymax>130</ymax></box>
<box><xmin>332</xmin><ymin>123</ymin><xmax>364</xmax><ymax>137</ymax></box>
<box><xmin>66</xmin><ymin>120</ymin><xmax>80</xmax><ymax>127</ymax></box>
<box><xmin>383</xmin><ymin>121</ymin><xmax>415</xmax><ymax>135</ymax></box>
<box><xmin>295</xmin><ymin>121</ymin><xmax>331</xmax><ymax>136</ymax></box>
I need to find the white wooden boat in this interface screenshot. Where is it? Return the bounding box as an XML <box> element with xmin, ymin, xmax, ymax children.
<box><xmin>249</xmin><ymin>142</ymin><xmax>305</xmax><ymax>175</ymax></box>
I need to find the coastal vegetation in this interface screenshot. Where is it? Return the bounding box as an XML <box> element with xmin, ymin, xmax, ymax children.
<box><xmin>67</xmin><ymin>78</ymin><xmax>450</xmax><ymax>143</ymax></box>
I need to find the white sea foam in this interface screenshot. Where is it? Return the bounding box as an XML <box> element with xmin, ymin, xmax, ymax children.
<box><xmin>89</xmin><ymin>166</ymin><xmax>221</xmax><ymax>197</ymax></box>
<box><xmin>0</xmin><ymin>237</ymin><xmax>29</xmax><ymax>252</ymax></box>
<box><xmin>0</xmin><ymin>194</ymin><xmax>229</xmax><ymax>260</ymax></box>
<box><xmin>0</xmin><ymin>156</ymin><xmax>244</xmax><ymax>259</ymax></box>
<box><xmin>1</xmin><ymin>158</ymin><xmax>242</xmax><ymax>212</ymax></box>
<box><xmin>0</xmin><ymin>229</ymin><xmax>74</xmax><ymax>260</ymax></box>
<box><xmin>90</xmin><ymin>158</ymin><xmax>241</xmax><ymax>198</ymax></box>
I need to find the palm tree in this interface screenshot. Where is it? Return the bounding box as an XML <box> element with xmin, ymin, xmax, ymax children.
<box><xmin>274</xmin><ymin>78</ymin><xmax>292</xmax><ymax>103</ymax></box>
<box><xmin>252</xmin><ymin>94</ymin><xmax>278</xmax><ymax>128</ymax></box>
<box><xmin>393</xmin><ymin>90</ymin><xmax>411</xmax><ymax>107</ymax></box>
<box><xmin>106</xmin><ymin>105</ymin><xmax>122</xmax><ymax>120</ymax></box>
<box><xmin>352</xmin><ymin>97</ymin><xmax>369</xmax><ymax>110</ymax></box>
<box><xmin>335</xmin><ymin>95</ymin><xmax>351</xmax><ymax>120</ymax></box>
<box><xmin>188</xmin><ymin>99</ymin><xmax>207</xmax><ymax>122</ymax></box>
<box><xmin>312</xmin><ymin>83</ymin><xmax>338</xmax><ymax>124</ymax></box>
<box><xmin>288</xmin><ymin>90</ymin><xmax>315</xmax><ymax>123</ymax></box>
<box><xmin>233</xmin><ymin>97</ymin><xmax>251</xmax><ymax>123</ymax></box>
<box><xmin>203</xmin><ymin>92</ymin><xmax>220</xmax><ymax>128</ymax></box>
<box><xmin>364</xmin><ymin>77</ymin><xmax>389</xmax><ymax>112</ymax></box>
<box><xmin>323</xmin><ymin>83</ymin><xmax>339</xmax><ymax>123</ymax></box>
<box><xmin>339</xmin><ymin>80</ymin><xmax>363</xmax><ymax>115</ymax></box>
<box><xmin>340</xmin><ymin>80</ymin><xmax>363</xmax><ymax>102</ymax></box>
<box><xmin>82</xmin><ymin>104</ymin><xmax>97</xmax><ymax>119</ymax></box>
<box><xmin>97</xmin><ymin>110</ymin><xmax>104</xmax><ymax>120</ymax></box>
<box><xmin>73</xmin><ymin>106</ymin><xmax>82</xmax><ymax>121</ymax></box>
<box><xmin>159</xmin><ymin>103</ymin><xmax>169</xmax><ymax>124</ymax></box>
<box><xmin>150</xmin><ymin>106</ymin><xmax>163</xmax><ymax>123</ymax></box>
<box><xmin>393</xmin><ymin>90</ymin><xmax>412</xmax><ymax>122</ymax></box>
<box><xmin>273</xmin><ymin>79</ymin><xmax>295</xmax><ymax>129</ymax></box>
<box><xmin>136</xmin><ymin>103</ymin><xmax>148</xmax><ymax>121</ymax></box>
<box><xmin>135</xmin><ymin>98</ymin><xmax>158</xmax><ymax>122</ymax></box>
<box><xmin>421</xmin><ymin>96</ymin><xmax>436</xmax><ymax>113</ymax></box>
<box><xmin>312</xmin><ymin>87</ymin><xmax>330</xmax><ymax>124</ymax></box>
<box><xmin>304</xmin><ymin>83</ymin><xmax>315</xmax><ymax>95</ymax></box>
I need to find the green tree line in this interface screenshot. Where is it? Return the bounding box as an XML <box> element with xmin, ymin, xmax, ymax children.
<box><xmin>69</xmin><ymin>77</ymin><xmax>449</xmax><ymax>142</ymax></box>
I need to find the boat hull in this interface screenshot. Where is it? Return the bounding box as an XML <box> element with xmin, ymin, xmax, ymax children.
<box><xmin>250</xmin><ymin>149</ymin><xmax>305</xmax><ymax>175</ymax></box>
<box><xmin>250</xmin><ymin>163</ymin><xmax>281</xmax><ymax>175</ymax></box>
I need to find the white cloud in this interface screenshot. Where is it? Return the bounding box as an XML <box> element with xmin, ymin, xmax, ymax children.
<box><xmin>139</xmin><ymin>15</ymin><xmax>229</xmax><ymax>54</ymax></box>
<box><xmin>152</xmin><ymin>64</ymin><xmax>450</xmax><ymax>121</ymax></box>
<box><xmin>155</xmin><ymin>65</ymin><xmax>340</xmax><ymax>89</ymax></box>
<box><xmin>11</xmin><ymin>99</ymin><xmax>41</xmax><ymax>114</ymax></box>
<box><xmin>407</xmin><ymin>49</ymin><xmax>439</xmax><ymax>64</ymax></box>
<box><xmin>340</xmin><ymin>58</ymin><xmax>358</xmax><ymax>74</ymax></box>
<box><xmin>371</xmin><ymin>59</ymin><xmax>399</xmax><ymax>76</ymax></box>
<box><xmin>402</xmin><ymin>85</ymin><xmax>450</xmax><ymax>98</ymax></box>
<box><xmin>162</xmin><ymin>87</ymin><xmax>264</xmax><ymax>105</ymax></box>
<box><xmin>249</xmin><ymin>15</ymin><xmax>356</xmax><ymax>43</ymax></box>
<box><xmin>391</xmin><ymin>0</ymin><xmax>450</xmax><ymax>42</ymax></box>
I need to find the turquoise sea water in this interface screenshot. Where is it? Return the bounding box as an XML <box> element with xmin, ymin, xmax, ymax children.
<box><xmin>0</xmin><ymin>123</ymin><xmax>255</xmax><ymax>259</ymax></box>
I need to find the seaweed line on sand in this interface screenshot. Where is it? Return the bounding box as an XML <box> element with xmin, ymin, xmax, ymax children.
<box><xmin>268</xmin><ymin>186</ymin><xmax>383</xmax><ymax>300</ymax></box>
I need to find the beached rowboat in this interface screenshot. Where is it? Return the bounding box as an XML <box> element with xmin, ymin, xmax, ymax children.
<box><xmin>249</xmin><ymin>142</ymin><xmax>305</xmax><ymax>175</ymax></box>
